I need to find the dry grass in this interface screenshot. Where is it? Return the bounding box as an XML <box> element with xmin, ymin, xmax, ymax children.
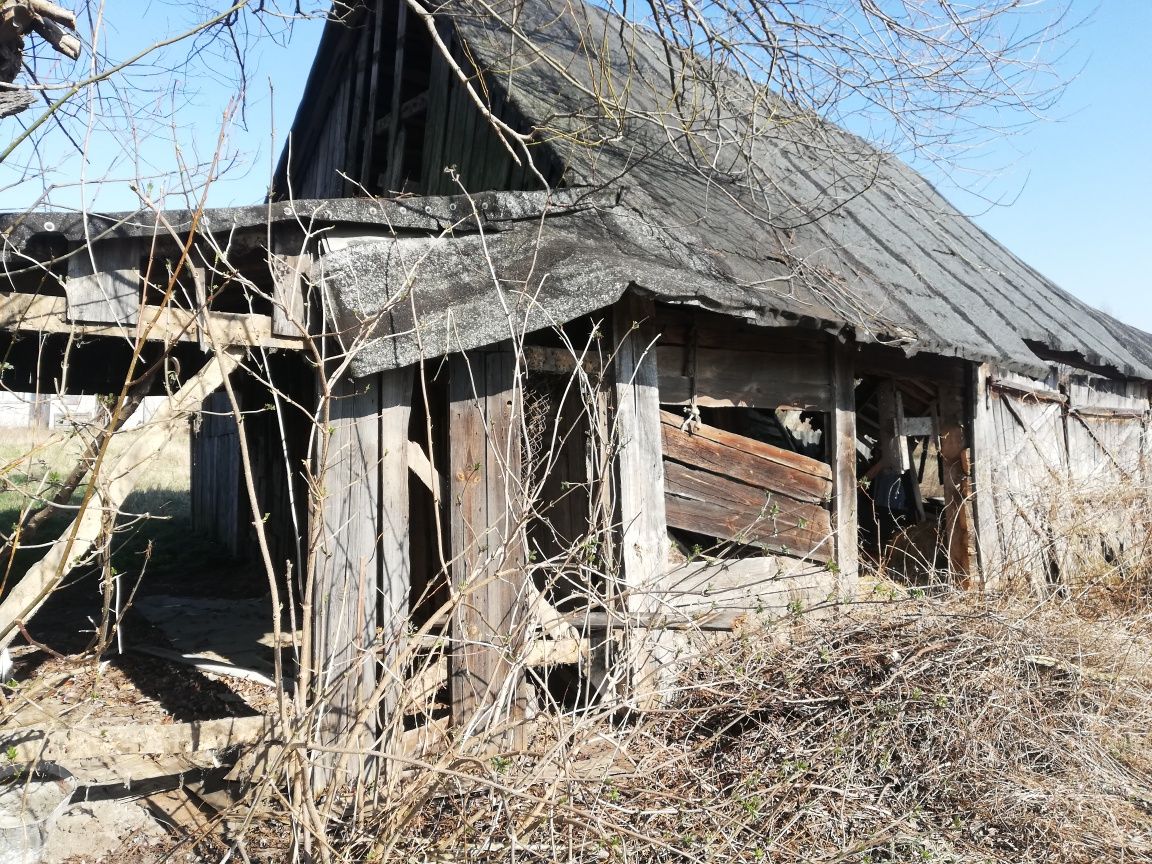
<box><xmin>341</xmin><ymin>591</ymin><xmax>1152</xmax><ymax>864</ymax></box>
<box><xmin>0</xmin><ymin>422</ymin><xmax>191</xmax><ymax>520</ymax></box>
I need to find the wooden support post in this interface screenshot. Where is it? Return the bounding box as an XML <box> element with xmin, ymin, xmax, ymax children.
<box><xmin>829</xmin><ymin>337</ymin><xmax>859</xmax><ymax>597</ymax></box>
<box><xmin>313</xmin><ymin>373</ymin><xmax>381</xmax><ymax>787</ymax></box>
<box><xmin>378</xmin><ymin>367</ymin><xmax>413</xmax><ymax>725</ymax></box>
<box><xmin>938</xmin><ymin>381</ymin><xmax>976</xmax><ymax>583</ymax></box>
<box><xmin>611</xmin><ymin>295</ymin><xmax>669</xmax><ymax>708</ymax></box>
<box><xmin>448</xmin><ymin>348</ymin><xmax>527</xmax><ymax>741</ymax></box>
<box><xmin>969</xmin><ymin>362</ymin><xmax>1002</xmax><ymax>590</ymax></box>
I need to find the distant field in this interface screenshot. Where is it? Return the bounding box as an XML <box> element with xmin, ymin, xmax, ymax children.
<box><xmin>0</xmin><ymin>423</ymin><xmax>192</xmax><ymax>522</ymax></box>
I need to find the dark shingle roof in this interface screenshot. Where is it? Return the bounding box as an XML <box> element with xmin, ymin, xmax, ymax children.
<box><xmin>361</xmin><ymin>0</ymin><xmax>1150</xmax><ymax>380</ymax></box>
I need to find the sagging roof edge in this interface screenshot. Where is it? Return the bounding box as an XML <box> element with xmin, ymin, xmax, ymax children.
<box><xmin>0</xmin><ymin>193</ymin><xmax>1141</xmax><ymax>385</ymax></box>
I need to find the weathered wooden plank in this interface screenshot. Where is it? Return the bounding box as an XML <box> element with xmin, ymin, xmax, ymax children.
<box><xmin>659</xmin><ymin>411</ymin><xmax>831</xmax><ymax>500</ymax></box>
<box><xmin>655</xmin><ymin>308</ymin><xmax>831</xmax><ymax>356</ymax></box>
<box><xmin>572</xmin><ymin>556</ymin><xmax>836</xmax><ymax>629</ymax></box>
<box><xmin>664</xmin><ymin>461</ymin><xmax>833</xmax><ymax>560</ymax></box>
<box><xmin>0</xmin><ymin>293</ymin><xmax>304</xmax><ymax>349</ymax></box>
<box><xmin>970</xmin><ymin>363</ymin><xmax>1004</xmax><ymax>590</ymax></box>
<box><xmin>269</xmin><ymin>232</ymin><xmax>310</xmax><ymax>338</ymax></box>
<box><xmin>66</xmin><ymin>239</ymin><xmax>140</xmax><ymax>326</ymax></box>
<box><xmin>448</xmin><ymin>349</ymin><xmax>526</xmax><ymax>740</ymax></box>
<box><xmin>313</xmin><ymin>373</ymin><xmax>381</xmax><ymax>786</ymax></box>
<box><xmin>385</xmin><ymin>0</ymin><xmax>409</xmax><ymax>192</ymax></box>
<box><xmin>379</xmin><ymin>367</ymin><xmax>414</xmax><ymax>725</ymax></box>
<box><xmin>613</xmin><ymin>295</ymin><xmax>671</xmax><ymax>707</ymax></box>
<box><xmin>829</xmin><ymin>338</ymin><xmax>859</xmax><ymax>590</ymax></box>
<box><xmin>657</xmin><ymin>345</ymin><xmax>834</xmax><ymax>410</ymax></box>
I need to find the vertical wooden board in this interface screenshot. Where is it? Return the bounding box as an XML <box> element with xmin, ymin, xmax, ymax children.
<box><xmin>378</xmin><ymin>366</ymin><xmax>413</xmax><ymax>723</ymax></box>
<box><xmin>313</xmin><ymin>373</ymin><xmax>381</xmax><ymax>786</ymax></box>
<box><xmin>269</xmin><ymin>231</ymin><xmax>310</xmax><ymax>338</ymax></box>
<box><xmin>970</xmin><ymin>364</ymin><xmax>1003</xmax><ymax>590</ymax></box>
<box><xmin>829</xmin><ymin>338</ymin><xmax>858</xmax><ymax>595</ymax></box>
<box><xmin>358</xmin><ymin>1</ymin><xmax>387</xmax><ymax>189</ymax></box>
<box><xmin>421</xmin><ymin>33</ymin><xmax>450</xmax><ymax>193</ymax></box>
<box><xmin>611</xmin><ymin>295</ymin><xmax>669</xmax><ymax>706</ymax></box>
<box><xmin>66</xmin><ymin>239</ymin><xmax>141</xmax><ymax>326</ymax></box>
<box><xmin>448</xmin><ymin>350</ymin><xmax>526</xmax><ymax>739</ymax></box>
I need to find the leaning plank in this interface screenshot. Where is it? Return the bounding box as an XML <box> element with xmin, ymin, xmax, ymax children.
<box><xmin>659</xmin><ymin>410</ymin><xmax>831</xmax><ymax>502</ymax></box>
<box><xmin>664</xmin><ymin>461</ymin><xmax>833</xmax><ymax>561</ymax></box>
<box><xmin>0</xmin><ymin>351</ymin><xmax>242</xmax><ymax>650</ymax></box>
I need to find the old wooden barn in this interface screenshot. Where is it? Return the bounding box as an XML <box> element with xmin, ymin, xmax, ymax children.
<box><xmin>2</xmin><ymin>0</ymin><xmax>1152</xmax><ymax>787</ymax></box>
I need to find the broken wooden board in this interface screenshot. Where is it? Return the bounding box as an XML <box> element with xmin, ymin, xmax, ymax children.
<box><xmin>660</xmin><ymin>411</ymin><xmax>834</xmax><ymax>561</ymax></box>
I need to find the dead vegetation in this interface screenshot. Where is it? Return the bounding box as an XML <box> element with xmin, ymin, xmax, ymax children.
<box><xmin>304</xmin><ymin>592</ymin><xmax>1146</xmax><ymax>864</ymax></box>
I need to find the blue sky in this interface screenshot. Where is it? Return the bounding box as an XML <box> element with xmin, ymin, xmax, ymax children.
<box><xmin>3</xmin><ymin>1</ymin><xmax>1149</xmax><ymax>331</ymax></box>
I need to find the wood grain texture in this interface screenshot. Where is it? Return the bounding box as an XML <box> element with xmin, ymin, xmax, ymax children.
<box><xmin>657</xmin><ymin>345</ymin><xmax>833</xmax><ymax>411</ymax></box>
<box><xmin>313</xmin><ymin>373</ymin><xmax>381</xmax><ymax>786</ymax></box>
<box><xmin>65</xmin><ymin>239</ymin><xmax>141</xmax><ymax>326</ymax></box>
<box><xmin>663</xmin><ymin>461</ymin><xmax>833</xmax><ymax>560</ymax></box>
<box><xmin>829</xmin><ymin>338</ymin><xmax>859</xmax><ymax>591</ymax></box>
<box><xmin>660</xmin><ymin>411</ymin><xmax>831</xmax><ymax>499</ymax></box>
<box><xmin>612</xmin><ymin>295</ymin><xmax>670</xmax><ymax>706</ymax></box>
<box><xmin>448</xmin><ymin>349</ymin><xmax>527</xmax><ymax>740</ymax></box>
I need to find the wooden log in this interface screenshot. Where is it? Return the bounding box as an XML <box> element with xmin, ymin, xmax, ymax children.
<box><xmin>659</xmin><ymin>410</ymin><xmax>831</xmax><ymax>503</ymax></box>
<box><xmin>663</xmin><ymin>460</ymin><xmax>833</xmax><ymax>559</ymax></box>
<box><xmin>448</xmin><ymin>348</ymin><xmax>527</xmax><ymax>741</ymax></box>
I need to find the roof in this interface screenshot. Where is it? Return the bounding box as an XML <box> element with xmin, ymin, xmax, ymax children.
<box><xmin>314</xmin><ymin>0</ymin><xmax>1152</xmax><ymax>380</ymax></box>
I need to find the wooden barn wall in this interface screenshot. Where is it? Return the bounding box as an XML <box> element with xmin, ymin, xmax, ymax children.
<box><xmin>190</xmin><ymin>389</ymin><xmax>242</xmax><ymax>556</ymax></box>
<box><xmin>277</xmin><ymin>1</ymin><xmax>562</xmax><ymax>201</ymax></box>
<box><xmin>974</xmin><ymin>366</ymin><xmax>1151</xmax><ymax>592</ymax></box>
<box><xmin>632</xmin><ymin>306</ymin><xmax>847</xmax><ymax>630</ymax></box>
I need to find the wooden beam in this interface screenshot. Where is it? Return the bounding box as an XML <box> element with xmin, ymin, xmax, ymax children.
<box><xmin>660</xmin><ymin>410</ymin><xmax>832</xmax><ymax>502</ymax></box>
<box><xmin>657</xmin><ymin>345</ymin><xmax>834</xmax><ymax>411</ymax></box>
<box><xmin>378</xmin><ymin>367</ymin><xmax>414</xmax><ymax>726</ymax></box>
<box><xmin>612</xmin><ymin>295</ymin><xmax>669</xmax><ymax>707</ymax></box>
<box><xmin>312</xmin><ymin>373</ymin><xmax>382</xmax><ymax>787</ymax></box>
<box><xmin>969</xmin><ymin>363</ymin><xmax>1003</xmax><ymax>590</ymax></box>
<box><xmin>565</xmin><ymin>556</ymin><xmax>838</xmax><ymax>631</ymax></box>
<box><xmin>0</xmin><ymin>292</ymin><xmax>304</xmax><ymax>349</ymax></box>
<box><xmin>829</xmin><ymin>338</ymin><xmax>859</xmax><ymax>594</ymax></box>
<box><xmin>663</xmin><ymin>460</ymin><xmax>833</xmax><ymax>560</ymax></box>
<box><xmin>448</xmin><ymin>348</ymin><xmax>527</xmax><ymax>741</ymax></box>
